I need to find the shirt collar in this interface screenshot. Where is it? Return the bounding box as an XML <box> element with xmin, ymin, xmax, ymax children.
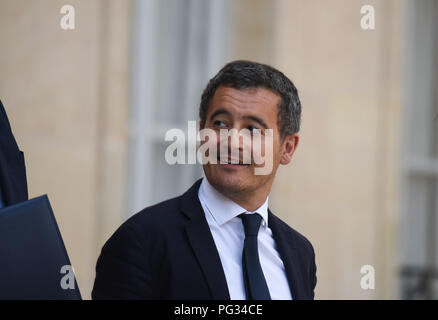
<box><xmin>198</xmin><ymin>177</ymin><xmax>269</xmax><ymax>227</ymax></box>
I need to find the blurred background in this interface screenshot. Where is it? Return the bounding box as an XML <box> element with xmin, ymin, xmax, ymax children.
<box><xmin>0</xmin><ymin>0</ymin><xmax>437</xmax><ymax>299</ymax></box>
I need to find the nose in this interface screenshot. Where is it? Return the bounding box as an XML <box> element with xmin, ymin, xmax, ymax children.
<box><xmin>217</xmin><ymin>127</ymin><xmax>252</xmax><ymax>163</ymax></box>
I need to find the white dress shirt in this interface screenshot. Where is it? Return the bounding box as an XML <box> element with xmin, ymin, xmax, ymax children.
<box><xmin>198</xmin><ymin>177</ymin><xmax>293</xmax><ymax>300</ymax></box>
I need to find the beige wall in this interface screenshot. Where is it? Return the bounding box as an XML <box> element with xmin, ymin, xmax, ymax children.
<box><xmin>0</xmin><ymin>0</ymin><xmax>131</xmax><ymax>299</ymax></box>
<box><xmin>270</xmin><ymin>0</ymin><xmax>404</xmax><ymax>299</ymax></box>
<box><xmin>227</xmin><ymin>0</ymin><xmax>277</xmax><ymax>63</ymax></box>
<box><xmin>0</xmin><ymin>0</ymin><xmax>405</xmax><ymax>299</ymax></box>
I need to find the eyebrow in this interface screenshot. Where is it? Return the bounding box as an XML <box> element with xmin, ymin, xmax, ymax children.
<box><xmin>243</xmin><ymin>115</ymin><xmax>268</xmax><ymax>129</ymax></box>
<box><xmin>209</xmin><ymin>108</ymin><xmax>269</xmax><ymax>129</ymax></box>
<box><xmin>209</xmin><ymin>109</ymin><xmax>230</xmax><ymax>121</ymax></box>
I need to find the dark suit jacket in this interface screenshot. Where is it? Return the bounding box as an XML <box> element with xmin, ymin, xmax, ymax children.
<box><xmin>92</xmin><ymin>178</ymin><xmax>317</xmax><ymax>300</ymax></box>
<box><xmin>0</xmin><ymin>100</ymin><xmax>28</xmax><ymax>206</ymax></box>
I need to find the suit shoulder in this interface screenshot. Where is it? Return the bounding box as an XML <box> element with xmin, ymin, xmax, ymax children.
<box><xmin>123</xmin><ymin>194</ymin><xmax>184</xmax><ymax>233</ymax></box>
<box><xmin>101</xmin><ymin>195</ymin><xmax>184</xmax><ymax>253</ymax></box>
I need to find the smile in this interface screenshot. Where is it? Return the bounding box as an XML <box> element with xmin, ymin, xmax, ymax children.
<box><xmin>217</xmin><ymin>156</ymin><xmax>251</xmax><ymax>166</ymax></box>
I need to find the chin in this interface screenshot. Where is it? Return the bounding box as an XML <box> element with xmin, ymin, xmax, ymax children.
<box><xmin>217</xmin><ymin>176</ymin><xmax>248</xmax><ymax>193</ymax></box>
<box><xmin>205</xmin><ymin>165</ymin><xmax>255</xmax><ymax>194</ymax></box>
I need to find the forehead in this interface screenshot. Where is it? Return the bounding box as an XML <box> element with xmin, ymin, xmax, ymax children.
<box><xmin>208</xmin><ymin>86</ymin><xmax>280</xmax><ymax>118</ymax></box>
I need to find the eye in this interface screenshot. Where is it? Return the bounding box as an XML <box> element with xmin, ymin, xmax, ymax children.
<box><xmin>213</xmin><ymin>120</ymin><xmax>227</xmax><ymax>128</ymax></box>
<box><xmin>248</xmin><ymin>125</ymin><xmax>259</xmax><ymax>132</ymax></box>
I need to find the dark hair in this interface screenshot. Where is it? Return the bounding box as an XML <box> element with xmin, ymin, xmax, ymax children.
<box><xmin>199</xmin><ymin>60</ymin><xmax>301</xmax><ymax>138</ymax></box>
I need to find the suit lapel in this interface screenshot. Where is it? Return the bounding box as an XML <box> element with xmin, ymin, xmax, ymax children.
<box><xmin>268</xmin><ymin>210</ymin><xmax>306</xmax><ymax>299</ymax></box>
<box><xmin>181</xmin><ymin>179</ymin><xmax>230</xmax><ymax>300</ymax></box>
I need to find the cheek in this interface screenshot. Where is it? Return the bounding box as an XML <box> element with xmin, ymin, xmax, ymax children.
<box><xmin>251</xmin><ymin>134</ymin><xmax>275</xmax><ymax>163</ymax></box>
<box><xmin>274</xmin><ymin>140</ymin><xmax>284</xmax><ymax>160</ymax></box>
<box><xmin>199</xmin><ymin>130</ymin><xmax>220</xmax><ymax>162</ymax></box>
<box><xmin>251</xmin><ymin>139</ymin><xmax>265</xmax><ymax>157</ymax></box>
<box><xmin>200</xmin><ymin>131</ymin><xmax>219</xmax><ymax>147</ymax></box>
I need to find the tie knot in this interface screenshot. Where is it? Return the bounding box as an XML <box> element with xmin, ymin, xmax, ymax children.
<box><xmin>239</xmin><ymin>213</ymin><xmax>262</xmax><ymax>237</ymax></box>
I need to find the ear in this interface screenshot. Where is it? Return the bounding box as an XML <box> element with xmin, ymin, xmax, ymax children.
<box><xmin>199</xmin><ymin>120</ymin><xmax>204</xmax><ymax>131</ymax></box>
<box><xmin>280</xmin><ymin>134</ymin><xmax>299</xmax><ymax>165</ymax></box>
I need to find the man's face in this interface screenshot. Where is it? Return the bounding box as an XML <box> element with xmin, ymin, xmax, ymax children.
<box><xmin>200</xmin><ymin>86</ymin><xmax>296</xmax><ymax>196</ymax></box>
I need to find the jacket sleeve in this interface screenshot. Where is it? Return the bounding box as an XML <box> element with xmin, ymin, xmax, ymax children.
<box><xmin>92</xmin><ymin>222</ymin><xmax>155</xmax><ymax>299</ymax></box>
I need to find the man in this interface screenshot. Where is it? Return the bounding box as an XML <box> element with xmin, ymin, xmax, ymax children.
<box><xmin>92</xmin><ymin>60</ymin><xmax>317</xmax><ymax>300</ymax></box>
<box><xmin>0</xmin><ymin>100</ymin><xmax>28</xmax><ymax>209</ymax></box>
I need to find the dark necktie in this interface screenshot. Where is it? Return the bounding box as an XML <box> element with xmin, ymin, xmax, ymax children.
<box><xmin>239</xmin><ymin>213</ymin><xmax>271</xmax><ymax>300</ymax></box>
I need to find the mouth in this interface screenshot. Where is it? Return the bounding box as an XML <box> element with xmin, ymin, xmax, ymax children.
<box><xmin>216</xmin><ymin>156</ymin><xmax>250</xmax><ymax>167</ymax></box>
